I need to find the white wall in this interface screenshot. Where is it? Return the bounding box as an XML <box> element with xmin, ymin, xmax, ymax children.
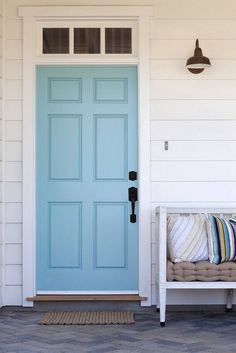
<box><xmin>2</xmin><ymin>0</ymin><xmax>236</xmax><ymax>306</ymax></box>
<box><xmin>150</xmin><ymin>0</ymin><xmax>236</xmax><ymax>305</ymax></box>
<box><xmin>3</xmin><ymin>0</ymin><xmax>23</xmax><ymax>306</ymax></box>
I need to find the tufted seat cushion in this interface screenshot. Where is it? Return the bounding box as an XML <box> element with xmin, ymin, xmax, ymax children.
<box><xmin>167</xmin><ymin>260</ymin><xmax>236</xmax><ymax>282</ymax></box>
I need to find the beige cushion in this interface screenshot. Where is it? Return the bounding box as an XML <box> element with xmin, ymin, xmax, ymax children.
<box><xmin>167</xmin><ymin>260</ymin><xmax>236</xmax><ymax>282</ymax></box>
<box><xmin>167</xmin><ymin>214</ymin><xmax>208</xmax><ymax>263</ymax></box>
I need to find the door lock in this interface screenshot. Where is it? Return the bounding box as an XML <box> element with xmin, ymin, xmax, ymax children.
<box><xmin>128</xmin><ymin>187</ymin><xmax>138</xmax><ymax>223</ymax></box>
<box><xmin>129</xmin><ymin>171</ymin><xmax>137</xmax><ymax>181</ymax></box>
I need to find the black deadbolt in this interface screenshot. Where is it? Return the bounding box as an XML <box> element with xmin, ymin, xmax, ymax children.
<box><xmin>129</xmin><ymin>171</ymin><xmax>137</xmax><ymax>181</ymax></box>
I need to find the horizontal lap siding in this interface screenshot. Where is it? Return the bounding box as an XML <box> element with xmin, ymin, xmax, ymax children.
<box><xmin>151</xmin><ymin>141</ymin><xmax>236</xmax><ymax>160</ymax></box>
<box><xmin>151</xmin><ymin>121</ymin><xmax>236</xmax><ymax>140</ymax></box>
<box><xmin>150</xmin><ymin>19</ymin><xmax>236</xmax><ymax>207</ymax></box>
<box><xmin>152</xmin><ymin>161</ymin><xmax>236</xmax><ymax>182</ymax></box>
<box><xmin>151</xmin><ymin>80</ymin><xmax>236</xmax><ymax>100</ymax></box>
<box><xmin>4</xmin><ymin>1</ymin><xmax>23</xmax><ymax>305</ymax></box>
<box><xmin>151</xmin><ymin>20</ymin><xmax>236</xmax><ymax>39</ymax></box>
<box><xmin>3</xmin><ymin>0</ymin><xmax>236</xmax><ymax>306</ymax></box>
<box><xmin>151</xmin><ymin>100</ymin><xmax>236</xmax><ymax>120</ymax></box>
<box><xmin>150</xmin><ymin>7</ymin><xmax>236</xmax><ymax>305</ymax></box>
<box><xmin>152</xmin><ymin>182</ymin><xmax>236</xmax><ymax>202</ymax></box>
<box><xmin>151</xmin><ymin>40</ymin><xmax>236</xmax><ymax>59</ymax></box>
<box><xmin>154</xmin><ymin>0</ymin><xmax>236</xmax><ymax>19</ymax></box>
<box><xmin>151</xmin><ymin>60</ymin><xmax>236</xmax><ymax>80</ymax></box>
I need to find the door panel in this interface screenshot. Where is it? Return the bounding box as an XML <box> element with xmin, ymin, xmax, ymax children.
<box><xmin>49</xmin><ymin>78</ymin><xmax>82</xmax><ymax>102</ymax></box>
<box><xmin>49</xmin><ymin>202</ymin><xmax>82</xmax><ymax>268</ymax></box>
<box><xmin>49</xmin><ymin>115</ymin><xmax>82</xmax><ymax>180</ymax></box>
<box><xmin>94</xmin><ymin>202</ymin><xmax>127</xmax><ymax>268</ymax></box>
<box><xmin>94</xmin><ymin>78</ymin><xmax>127</xmax><ymax>103</ymax></box>
<box><xmin>94</xmin><ymin>115</ymin><xmax>127</xmax><ymax>180</ymax></box>
<box><xmin>36</xmin><ymin>66</ymin><xmax>138</xmax><ymax>291</ymax></box>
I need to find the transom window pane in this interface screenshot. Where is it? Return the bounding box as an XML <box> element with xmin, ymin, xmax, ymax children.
<box><xmin>105</xmin><ymin>28</ymin><xmax>132</xmax><ymax>54</ymax></box>
<box><xmin>43</xmin><ymin>28</ymin><xmax>69</xmax><ymax>54</ymax></box>
<box><xmin>74</xmin><ymin>28</ymin><xmax>100</xmax><ymax>54</ymax></box>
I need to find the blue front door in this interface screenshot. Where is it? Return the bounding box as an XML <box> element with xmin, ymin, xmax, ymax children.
<box><xmin>36</xmin><ymin>66</ymin><xmax>138</xmax><ymax>291</ymax></box>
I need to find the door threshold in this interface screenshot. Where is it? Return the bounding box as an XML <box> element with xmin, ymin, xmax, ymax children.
<box><xmin>27</xmin><ymin>294</ymin><xmax>147</xmax><ymax>302</ymax></box>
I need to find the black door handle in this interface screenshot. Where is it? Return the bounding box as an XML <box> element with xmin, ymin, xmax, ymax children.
<box><xmin>128</xmin><ymin>187</ymin><xmax>138</xmax><ymax>223</ymax></box>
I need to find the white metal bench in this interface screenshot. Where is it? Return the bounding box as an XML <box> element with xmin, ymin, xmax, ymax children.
<box><xmin>156</xmin><ymin>206</ymin><xmax>236</xmax><ymax>326</ymax></box>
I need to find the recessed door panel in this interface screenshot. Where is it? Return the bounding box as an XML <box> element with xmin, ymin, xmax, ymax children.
<box><xmin>94</xmin><ymin>78</ymin><xmax>127</xmax><ymax>103</ymax></box>
<box><xmin>49</xmin><ymin>78</ymin><xmax>82</xmax><ymax>102</ymax></box>
<box><xmin>94</xmin><ymin>115</ymin><xmax>127</xmax><ymax>180</ymax></box>
<box><xmin>49</xmin><ymin>115</ymin><xmax>82</xmax><ymax>180</ymax></box>
<box><xmin>49</xmin><ymin>203</ymin><xmax>82</xmax><ymax>268</ymax></box>
<box><xmin>94</xmin><ymin>202</ymin><xmax>127</xmax><ymax>268</ymax></box>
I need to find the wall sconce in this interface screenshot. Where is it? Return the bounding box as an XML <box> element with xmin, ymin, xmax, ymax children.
<box><xmin>186</xmin><ymin>39</ymin><xmax>211</xmax><ymax>74</ymax></box>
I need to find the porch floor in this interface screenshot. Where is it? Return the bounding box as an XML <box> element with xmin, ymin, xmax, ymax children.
<box><xmin>0</xmin><ymin>309</ymin><xmax>235</xmax><ymax>353</ymax></box>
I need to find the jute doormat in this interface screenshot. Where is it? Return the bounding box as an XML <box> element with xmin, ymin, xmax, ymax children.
<box><xmin>38</xmin><ymin>311</ymin><xmax>135</xmax><ymax>325</ymax></box>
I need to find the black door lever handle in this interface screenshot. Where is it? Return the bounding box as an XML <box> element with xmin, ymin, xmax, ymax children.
<box><xmin>128</xmin><ymin>187</ymin><xmax>138</xmax><ymax>223</ymax></box>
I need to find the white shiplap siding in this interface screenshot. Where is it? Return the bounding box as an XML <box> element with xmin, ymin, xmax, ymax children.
<box><xmin>2</xmin><ymin>0</ymin><xmax>236</xmax><ymax>306</ymax></box>
<box><xmin>3</xmin><ymin>0</ymin><xmax>23</xmax><ymax>305</ymax></box>
<box><xmin>150</xmin><ymin>3</ymin><xmax>236</xmax><ymax>304</ymax></box>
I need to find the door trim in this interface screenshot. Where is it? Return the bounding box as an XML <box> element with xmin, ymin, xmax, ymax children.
<box><xmin>37</xmin><ymin>291</ymin><xmax>138</xmax><ymax>295</ymax></box>
<box><xmin>19</xmin><ymin>6</ymin><xmax>154</xmax><ymax>307</ymax></box>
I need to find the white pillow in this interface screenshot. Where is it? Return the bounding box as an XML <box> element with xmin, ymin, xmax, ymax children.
<box><xmin>167</xmin><ymin>214</ymin><xmax>208</xmax><ymax>263</ymax></box>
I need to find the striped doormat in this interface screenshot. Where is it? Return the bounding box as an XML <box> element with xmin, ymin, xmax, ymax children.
<box><xmin>39</xmin><ymin>311</ymin><xmax>135</xmax><ymax>325</ymax></box>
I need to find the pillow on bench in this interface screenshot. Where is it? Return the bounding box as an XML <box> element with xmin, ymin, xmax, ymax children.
<box><xmin>167</xmin><ymin>214</ymin><xmax>208</xmax><ymax>263</ymax></box>
<box><xmin>207</xmin><ymin>215</ymin><xmax>236</xmax><ymax>265</ymax></box>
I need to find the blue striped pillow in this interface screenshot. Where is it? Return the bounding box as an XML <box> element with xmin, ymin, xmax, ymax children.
<box><xmin>207</xmin><ymin>215</ymin><xmax>236</xmax><ymax>264</ymax></box>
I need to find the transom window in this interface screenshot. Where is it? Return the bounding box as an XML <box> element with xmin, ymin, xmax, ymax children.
<box><xmin>74</xmin><ymin>28</ymin><xmax>100</xmax><ymax>54</ymax></box>
<box><xmin>43</xmin><ymin>28</ymin><xmax>70</xmax><ymax>54</ymax></box>
<box><xmin>105</xmin><ymin>28</ymin><xmax>132</xmax><ymax>54</ymax></box>
<box><xmin>36</xmin><ymin>21</ymin><xmax>137</xmax><ymax>56</ymax></box>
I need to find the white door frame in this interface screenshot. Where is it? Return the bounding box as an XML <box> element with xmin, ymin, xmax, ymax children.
<box><xmin>19</xmin><ymin>5</ymin><xmax>154</xmax><ymax>307</ymax></box>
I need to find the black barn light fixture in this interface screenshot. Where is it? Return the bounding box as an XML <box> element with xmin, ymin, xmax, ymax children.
<box><xmin>186</xmin><ymin>39</ymin><xmax>211</xmax><ymax>74</ymax></box>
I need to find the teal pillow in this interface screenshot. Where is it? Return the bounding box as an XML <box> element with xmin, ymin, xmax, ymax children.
<box><xmin>207</xmin><ymin>215</ymin><xmax>236</xmax><ymax>264</ymax></box>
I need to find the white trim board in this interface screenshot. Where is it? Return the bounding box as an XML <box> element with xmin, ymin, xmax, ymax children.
<box><xmin>19</xmin><ymin>6</ymin><xmax>154</xmax><ymax>307</ymax></box>
<box><xmin>37</xmin><ymin>291</ymin><xmax>139</xmax><ymax>295</ymax></box>
<box><xmin>19</xmin><ymin>6</ymin><xmax>154</xmax><ymax>17</ymax></box>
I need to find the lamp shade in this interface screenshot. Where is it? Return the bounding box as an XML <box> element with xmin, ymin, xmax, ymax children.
<box><xmin>186</xmin><ymin>39</ymin><xmax>211</xmax><ymax>74</ymax></box>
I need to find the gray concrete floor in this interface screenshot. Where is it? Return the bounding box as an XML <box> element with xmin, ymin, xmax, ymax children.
<box><xmin>0</xmin><ymin>309</ymin><xmax>236</xmax><ymax>353</ymax></box>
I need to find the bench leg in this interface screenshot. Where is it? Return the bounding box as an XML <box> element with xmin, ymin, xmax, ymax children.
<box><xmin>159</xmin><ymin>287</ymin><xmax>166</xmax><ymax>326</ymax></box>
<box><xmin>226</xmin><ymin>289</ymin><xmax>233</xmax><ymax>311</ymax></box>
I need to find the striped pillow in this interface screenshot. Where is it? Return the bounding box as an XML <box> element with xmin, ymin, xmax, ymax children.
<box><xmin>207</xmin><ymin>215</ymin><xmax>236</xmax><ymax>264</ymax></box>
<box><xmin>167</xmin><ymin>214</ymin><xmax>208</xmax><ymax>263</ymax></box>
